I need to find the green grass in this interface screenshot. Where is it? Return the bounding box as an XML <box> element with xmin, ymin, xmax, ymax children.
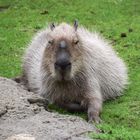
<box><xmin>0</xmin><ymin>0</ymin><xmax>140</xmax><ymax>139</ymax></box>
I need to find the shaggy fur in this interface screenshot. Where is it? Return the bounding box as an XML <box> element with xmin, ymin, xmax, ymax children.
<box><xmin>22</xmin><ymin>23</ymin><xmax>128</xmax><ymax>122</ymax></box>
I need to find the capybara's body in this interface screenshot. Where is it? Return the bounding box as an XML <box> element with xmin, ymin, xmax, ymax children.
<box><xmin>22</xmin><ymin>22</ymin><xmax>128</xmax><ymax>122</ymax></box>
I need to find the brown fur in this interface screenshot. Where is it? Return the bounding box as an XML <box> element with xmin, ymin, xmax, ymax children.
<box><xmin>22</xmin><ymin>23</ymin><xmax>128</xmax><ymax>123</ymax></box>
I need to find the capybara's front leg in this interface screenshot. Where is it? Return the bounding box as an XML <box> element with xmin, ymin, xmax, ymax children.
<box><xmin>87</xmin><ymin>97</ymin><xmax>102</xmax><ymax>123</ymax></box>
<box><xmin>83</xmin><ymin>90</ymin><xmax>102</xmax><ymax>123</ymax></box>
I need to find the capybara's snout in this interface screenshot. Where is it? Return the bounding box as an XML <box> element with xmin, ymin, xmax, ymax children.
<box><xmin>54</xmin><ymin>40</ymin><xmax>71</xmax><ymax>81</ymax></box>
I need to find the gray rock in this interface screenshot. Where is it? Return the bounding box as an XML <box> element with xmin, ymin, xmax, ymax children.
<box><xmin>0</xmin><ymin>77</ymin><xmax>95</xmax><ymax>140</ymax></box>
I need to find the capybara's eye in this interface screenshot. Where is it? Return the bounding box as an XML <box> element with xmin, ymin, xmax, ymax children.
<box><xmin>73</xmin><ymin>39</ymin><xmax>79</xmax><ymax>45</ymax></box>
<box><xmin>48</xmin><ymin>40</ymin><xmax>54</xmax><ymax>45</ymax></box>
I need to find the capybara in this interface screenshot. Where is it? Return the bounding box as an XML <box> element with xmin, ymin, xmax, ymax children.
<box><xmin>22</xmin><ymin>21</ymin><xmax>128</xmax><ymax>123</ymax></box>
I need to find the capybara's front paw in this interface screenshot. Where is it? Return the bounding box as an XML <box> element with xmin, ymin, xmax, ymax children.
<box><xmin>88</xmin><ymin>109</ymin><xmax>102</xmax><ymax>124</ymax></box>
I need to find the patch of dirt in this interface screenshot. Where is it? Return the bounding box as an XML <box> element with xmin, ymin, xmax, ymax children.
<box><xmin>128</xmin><ymin>28</ymin><xmax>133</xmax><ymax>33</ymax></box>
<box><xmin>0</xmin><ymin>77</ymin><xmax>95</xmax><ymax>140</ymax></box>
<box><xmin>0</xmin><ymin>5</ymin><xmax>10</xmax><ymax>12</ymax></box>
<box><xmin>40</xmin><ymin>10</ymin><xmax>49</xmax><ymax>15</ymax></box>
<box><xmin>120</xmin><ymin>32</ymin><xmax>127</xmax><ymax>38</ymax></box>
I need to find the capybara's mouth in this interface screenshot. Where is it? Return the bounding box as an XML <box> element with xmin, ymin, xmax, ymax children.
<box><xmin>57</xmin><ymin>71</ymin><xmax>71</xmax><ymax>81</ymax></box>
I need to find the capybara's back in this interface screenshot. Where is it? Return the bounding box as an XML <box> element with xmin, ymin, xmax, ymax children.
<box><xmin>22</xmin><ymin>22</ymin><xmax>128</xmax><ymax>123</ymax></box>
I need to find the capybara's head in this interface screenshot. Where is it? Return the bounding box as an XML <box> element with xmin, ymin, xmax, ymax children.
<box><xmin>43</xmin><ymin>21</ymin><xmax>84</xmax><ymax>81</ymax></box>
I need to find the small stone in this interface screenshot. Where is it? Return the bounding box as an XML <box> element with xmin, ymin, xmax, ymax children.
<box><xmin>6</xmin><ymin>134</ymin><xmax>35</xmax><ymax>140</ymax></box>
<box><xmin>0</xmin><ymin>107</ymin><xmax>7</xmax><ymax>117</ymax></box>
<box><xmin>42</xmin><ymin>120</ymin><xmax>50</xmax><ymax>123</ymax></box>
<box><xmin>32</xmin><ymin>106</ymin><xmax>41</xmax><ymax>114</ymax></box>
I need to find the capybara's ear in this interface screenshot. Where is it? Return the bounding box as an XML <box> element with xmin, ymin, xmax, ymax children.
<box><xmin>50</xmin><ymin>23</ymin><xmax>55</xmax><ymax>31</ymax></box>
<box><xmin>74</xmin><ymin>20</ymin><xmax>78</xmax><ymax>31</ymax></box>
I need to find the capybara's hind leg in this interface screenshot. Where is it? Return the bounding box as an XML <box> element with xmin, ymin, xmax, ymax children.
<box><xmin>57</xmin><ymin>102</ymin><xmax>86</xmax><ymax>112</ymax></box>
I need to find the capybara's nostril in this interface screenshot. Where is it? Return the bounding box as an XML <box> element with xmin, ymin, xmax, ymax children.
<box><xmin>55</xmin><ymin>61</ymin><xmax>71</xmax><ymax>70</ymax></box>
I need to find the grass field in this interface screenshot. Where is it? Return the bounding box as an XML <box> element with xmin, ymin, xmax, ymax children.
<box><xmin>0</xmin><ymin>0</ymin><xmax>140</xmax><ymax>139</ymax></box>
